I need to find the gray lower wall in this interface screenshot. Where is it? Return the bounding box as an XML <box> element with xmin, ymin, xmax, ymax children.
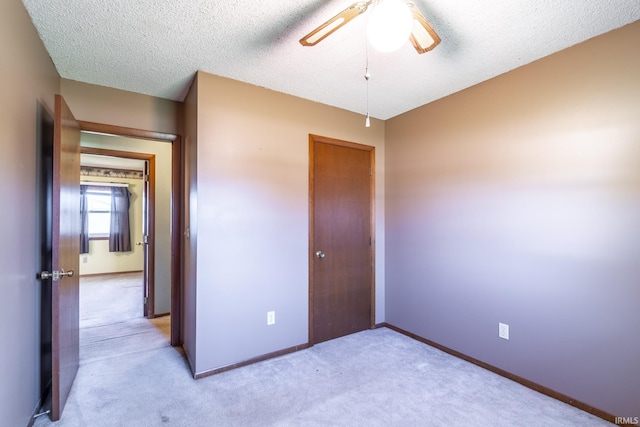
<box><xmin>0</xmin><ymin>1</ymin><xmax>60</xmax><ymax>425</ymax></box>
<box><xmin>385</xmin><ymin>21</ymin><xmax>640</xmax><ymax>418</ymax></box>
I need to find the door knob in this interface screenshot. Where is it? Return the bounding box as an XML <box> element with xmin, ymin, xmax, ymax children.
<box><xmin>39</xmin><ymin>269</ymin><xmax>74</xmax><ymax>281</ymax></box>
<box><xmin>60</xmin><ymin>268</ymin><xmax>74</xmax><ymax>278</ymax></box>
<box><xmin>315</xmin><ymin>251</ymin><xmax>325</xmax><ymax>258</ymax></box>
<box><xmin>136</xmin><ymin>242</ymin><xmax>143</xmax><ymax>246</ymax></box>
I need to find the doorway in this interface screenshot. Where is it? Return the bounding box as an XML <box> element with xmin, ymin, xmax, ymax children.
<box><xmin>309</xmin><ymin>134</ymin><xmax>375</xmax><ymax>345</ymax></box>
<box><xmin>78</xmin><ymin>121</ymin><xmax>182</xmax><ymax>345</ymax></box>
<box><xmin>80</xmin><ymin>149</ymin><xmax>155</xmax><ymax>318</ymax></box>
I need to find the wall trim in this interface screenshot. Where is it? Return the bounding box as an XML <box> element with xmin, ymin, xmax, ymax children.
<box><xmin>79</xmin><ymin>270</ymin><xmax>143</xmax><ymax>278</ymax></box>
<box><xmin>379</xmin><ymin>323</ymin><xmax>622</xmax><ymax>425</ymax></box>
<box><xmin>78</xmin><ymin>121</ymin><xmax>177</xmax><ymax>142</ymax></box>
<box><xmin>149</xmin><ymin>312</ymin><xmax>170</xmax><ymax>319</ymax></box>
<box><xmin>193</xmin><ymin>343</ymin><xmax>310</xmax><ymax>380</ymax></box>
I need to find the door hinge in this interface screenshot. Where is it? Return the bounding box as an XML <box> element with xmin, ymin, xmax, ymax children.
<box><xmin>369</xmin><ymin>167</ymin><xmax>372</xmax><ymax>176</ymax></box>
<box><xmin>144</xmin><ymin>297</ymin><xmax>148</xmax><ymax>304</ymax></box>
<box><xmin>144</xmin><ymin>174</ymin><xmax>150</xmax><ymax>182</ymax></box>
<box><xmin>369</xmin><ymin>237</ymin><xmax>372</xmax><ymax>246</ymax></box>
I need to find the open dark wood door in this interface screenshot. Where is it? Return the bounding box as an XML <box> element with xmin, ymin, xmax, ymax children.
<box><xmin>50</xmin><ymin>94</ymin><xmax>81</xmax><ymax>420</ymax></box>
<box><xmin>310</xmin><ymin>135</ymin><xmax>375</xmax><ymax>344</ymax></box>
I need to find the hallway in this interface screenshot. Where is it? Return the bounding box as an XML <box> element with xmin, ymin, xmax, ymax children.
<box><xmin>78</xmin><ymin>273</ymin><xmax>171</xmax><ymax>363</ymax></box>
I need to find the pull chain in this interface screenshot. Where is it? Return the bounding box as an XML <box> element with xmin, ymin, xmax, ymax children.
<box><xmin>365</xmin><ymin>34</ymin><xmax>371</xmax><ymax>127</ymax></box>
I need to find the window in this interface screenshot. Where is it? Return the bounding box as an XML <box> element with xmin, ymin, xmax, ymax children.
<box><xmin>80</xmin><ymin>184</ymin><xmax>132</xmax><ymax>253</ymax></box>
<box><xmin>86</xmin><ymin>188</ymin><xmax>112</xmax><ymax>238</ymax></box>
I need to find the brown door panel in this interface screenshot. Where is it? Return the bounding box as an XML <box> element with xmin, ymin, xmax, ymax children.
<box><xmin>310</xmin><ymin>136</ymin><xmax>374</xmax><ymax>344</ymax></box>
<box><xmin>51</xmin><ymin>95</ymin><xmax>81</xmax><ymax>420</ymax></box>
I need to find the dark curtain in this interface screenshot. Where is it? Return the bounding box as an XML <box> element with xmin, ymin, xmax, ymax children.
<box><xmin>109</xmin><ymin>187</ymin><xmax>132</xmax><ymax>252</ymax></box>
<box><xmin>80</xmin><ymin>185</ymin><xmax>90</xmax><ymax>254</ymax></box>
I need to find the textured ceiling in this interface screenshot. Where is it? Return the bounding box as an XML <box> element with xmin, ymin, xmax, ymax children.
<box><xmin>21</xmin><ymin>0</ymin><xmax>640</xmax><ymax>120</ymax></box>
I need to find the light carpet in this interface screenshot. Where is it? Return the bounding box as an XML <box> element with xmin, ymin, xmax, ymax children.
<box><xmin>34</xmin><ymin>274</ymin><xmax>612</xmax><ymax>427</ymax></box>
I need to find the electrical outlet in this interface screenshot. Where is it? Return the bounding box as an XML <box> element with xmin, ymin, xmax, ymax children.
<box><xmin>267</xmin><ymin>311</ymin><xmax>276</xmax><ymax>325</ymax></box>
<box><xmin>82</xmin><ymin>255</ymin><xmax>88</xmax><ymax>264</ymax></box>
<box><xmin>499</xmin><ymin>322</ymin><xmax>509</xmax><ymax>340</ymax></box>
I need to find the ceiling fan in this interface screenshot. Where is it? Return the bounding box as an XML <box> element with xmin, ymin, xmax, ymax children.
<box><xmin>300</xmin><ymin>0</ymin><xmax>441</xmax><ymax>54</ymax></box>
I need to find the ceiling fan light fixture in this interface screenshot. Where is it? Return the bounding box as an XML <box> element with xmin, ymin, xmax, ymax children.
<box><xmin>305</xmin><ymin>18</ymin><xmax>346</xmax><ymax>45</ymax></box>
<box><xmin>299</xmin><ymin>2</ymin><xmax>369</xmax><ymax>47</ymax></box>
<box><xmin>411</xmin><ymin>20</ymin><xmax>435</xmax><ymax>48</ymax></box>
<box><xmin>407</xmin><ymin>2</ymin><xmax>441</xmax><ymax>53</ymax></box>
<box><xmin>367</xmin><ymin>0</ymin><xmax>412</xmax><ymax>52</ymax></box>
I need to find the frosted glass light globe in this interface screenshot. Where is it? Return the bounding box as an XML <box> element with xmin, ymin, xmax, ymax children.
<box><xmin>367</xmin><ymin>0</ymin><xmax>412</xmax><ymax>52</ymax></box>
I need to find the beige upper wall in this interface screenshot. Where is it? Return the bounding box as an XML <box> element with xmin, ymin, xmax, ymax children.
<box><xmin>1</xmin><ymin>1</ymin><xmax>60</xmax><ymax>425</ymax></box>
<box><xmin>61</xmin><ymin>79</ymin><xmax>182</xmax><ymax>135</ymax></box>
<box><xmin>388</xmin><ymin>21</ymin><xmax>639</xmax><ymax>186</ymax></box>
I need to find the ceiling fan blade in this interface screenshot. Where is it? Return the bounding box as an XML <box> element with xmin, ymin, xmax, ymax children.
<box><xmin>407</xmin><ymin>2</ymin><xmax>441</xmax><ymax>54</ymax></box>
<box><xmin>300</xmin><ymin>1</ymin><xmax>371</xmax><ymax>47</ymax></box>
